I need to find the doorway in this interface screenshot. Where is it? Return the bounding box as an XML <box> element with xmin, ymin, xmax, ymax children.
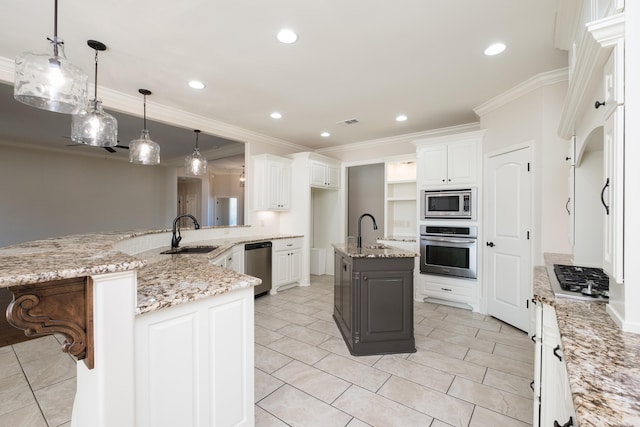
<box><xmin>177</xmin><ymin>177</ymin><xmax>202</xmax><ymax>227</ymax></box>
<box><xmin>347</xmin><ymin>164</ymin><xmax>385</xmax><ymax>244</ymax></box>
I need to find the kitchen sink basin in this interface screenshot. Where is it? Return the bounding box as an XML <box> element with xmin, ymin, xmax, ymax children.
<box><xmin>160</xmin><ymin>245</ymin><xmax>219</xmax><ymax>255</ymax></box>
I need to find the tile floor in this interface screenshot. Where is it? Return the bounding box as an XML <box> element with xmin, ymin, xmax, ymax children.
<box><xmin>1</xmin><ymin>274</ymin><xmax>534</xmax><ymax>427</ymax></box>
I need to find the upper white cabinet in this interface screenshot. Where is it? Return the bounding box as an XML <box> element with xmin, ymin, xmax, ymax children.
<box><xmin>253</xmin><ymin>154</ymin><xmax>291</xmax><ymax>211</ymax></box>
<box><xmin>310</xmin><ymin>160</ymin><xmax>340</xmax><ymax>189</ymax></box>
<box><xmin>414</xmin><ymin>130</ymin><xmax>483</xmax><ymax>188</ymax></box>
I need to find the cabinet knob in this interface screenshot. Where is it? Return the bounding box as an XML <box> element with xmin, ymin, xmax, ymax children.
<box><xmin>594</xmin><ymin>100</ymin><xmax>606</xmax><ymax>109</ymax></box>
<box><xmin>442</xmin><ymin>179</ymin><xmax>445</xmax><ymax>182</ymax></box>
<box><xmin>486</xmin><ymin>242</ymin><xmax>495</xmax><ymax>247</ymax></box>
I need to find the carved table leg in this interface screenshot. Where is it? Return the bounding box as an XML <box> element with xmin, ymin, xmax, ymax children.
<box><xmin>6</xmin><ymin>277</ymin><xmax>94</xmax><ymax>369</ymax></box>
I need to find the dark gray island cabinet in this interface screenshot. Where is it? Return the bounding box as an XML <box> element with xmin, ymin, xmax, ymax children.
<box><xmin>333</xmin><ymin>244</ymin><xmax>418</xmax><ymax>356</ymax></box>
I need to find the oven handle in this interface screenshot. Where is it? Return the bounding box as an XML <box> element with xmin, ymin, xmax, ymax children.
<box><xmin>421</xmin><ymin>236</ymin><xmax>477</xmax><ymax>244</ymax></box>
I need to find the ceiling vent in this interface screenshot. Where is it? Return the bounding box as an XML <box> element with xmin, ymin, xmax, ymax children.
<box><xmin>337</xmin><ymin>118</ymin><xmax>359</xmax><ymax>125</ymax></box>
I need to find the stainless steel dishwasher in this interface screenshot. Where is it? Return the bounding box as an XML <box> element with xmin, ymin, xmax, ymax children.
<box><xmin>245</xmin><ymin>241</ymin><xmax>272</xmax><ymax>296</ymax></box>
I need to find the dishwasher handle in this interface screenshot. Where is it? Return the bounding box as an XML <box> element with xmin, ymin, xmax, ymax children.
<box><xmin>245</xmin><ymin>241</ymin><xmax>272</xmax><ymax>250</ymax></box>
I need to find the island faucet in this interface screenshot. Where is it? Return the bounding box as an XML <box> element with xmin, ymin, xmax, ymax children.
<box><xmin>357</xmin><ymin>213</ymin><xmax>378</xmax><ymax>249</ymax></box>
<box><xmin>171</xmin><ymin>214</ymin><xmax>201</xmax><ymax>248</ymax></box>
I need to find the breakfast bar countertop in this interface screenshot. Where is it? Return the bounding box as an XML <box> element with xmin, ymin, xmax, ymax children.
<box><xmin>533</xmin><ymin>254</ymin><xmax>640</xmax><ymax>427</ymax></box>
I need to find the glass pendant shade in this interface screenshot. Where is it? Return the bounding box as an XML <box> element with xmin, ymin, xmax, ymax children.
<box><xmin>129</xmin><ymin>129</ymin><xmax>160</xmax><ymax>165</ymax></box>
<box><xmin>14</xmin><ymin>40</ymin><xmax>88</xmax><ymax>114</ymax></box>
<box><xmin>71</xmin><ymin>100</ymin><xmax>118</xmax><ymax>146</ymax></box>
<box><xmin>185</xmin><ymin>130</ymin><xmax>208</xmax><ymax>175</ymax></box>
<box><xmin>14</xmin><ymin>0</ymin><xmax>88</xmax><ymax>114</ymax></box>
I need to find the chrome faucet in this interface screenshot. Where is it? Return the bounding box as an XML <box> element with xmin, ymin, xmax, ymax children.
<box><xmin>357</xmin><ymin>213</ymin><xmax>378</xmax><ymax>249</ymax></box>
<box><xmin>171</xmin><ymin>214</ymin><xmax>200</xmax><ymax>248</ymax></box>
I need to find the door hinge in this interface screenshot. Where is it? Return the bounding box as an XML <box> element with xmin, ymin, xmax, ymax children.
<box><xmin>527</xmin><ymin>162</ymin><xmax>531</xmax><ymax>172</ymax></box>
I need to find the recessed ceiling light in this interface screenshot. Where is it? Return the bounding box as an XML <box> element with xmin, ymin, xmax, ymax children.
<box><xmin>395</xmin><ymin>115</ymin><xmax>408</xmax><ymax>122</ymax></box>
<box><xmin>188</xmin><ymin>80</ymin><xmax>205</xmax><ymax>89</ymax></box>
<box><xmin>321</xmin><ymin>132</ymin><xmax>330</xmax><ymax>137</ymax></box>
<box><xmin>270</xmin><ymin>112</ymin><xmax>282</xmax><ymax>119</ymax></box>
<box><xmin>484</xmin><ymin>43</ymin><xmax>506</xmax><ymax>56</ymax></box>
<box><xmin>277</xmin><ymin>29</ymin><xmax>298</xmax><ymax>44</ymax></box>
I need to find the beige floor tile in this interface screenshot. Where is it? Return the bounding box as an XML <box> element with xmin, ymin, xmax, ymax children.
<box><xmin>448</xmin><ymin>377</ymin><xmax>533</xmax><ymax>423</ymax></box>
<box><xmin>258</xmin><ymin>384</ymin><xmax>352</xmax><ymax>427</ymax></box>
<box><xmin>498</xmin><ymin>322</ymin><xmax>529</xmax><ymax>336</ymax></box>
<box><xmin>255</xmin><ymin>406</ymin><xmax>289</xmax><ymax>427</ymax></box>
<box><xmin>408</xmin><ymin>349</ymin><xmax>486</xmax><ymax>383</ymax></box>
<box><xmin>254</xmin><ymin>312</ymin><xmax>291</xmax><ymax>331</ymax></box>
<box><xmin>268</xmin><ymin>308</ymin><xmax>318</xmax><ymax>326</ymax></box>
<box><xmin>58</xmin><ymin>422</ymin><xmax>72</xmax><ymax>427</ymax></box>
<box><xmin>0</xmin><ymin>402</ymin><xmax>47</xmax><ymax>427</ymax></box>
<box><xmin>483</xmin><ymin>368</ymin><xmax>533</xmax><ymax>399</ymax></box>
<box><xmin>414</xmin><ymin>335</ymin><xmax>469</xmax><ymax>359</ymax></box>
<box><xmin>318</xmin><ymin>337</ymin><xmax>383</xmax><ymax>367</ymax></box>
<box><xmin>418</xmin><ymin>317</ymin><xmax>479</xmax><ymax>337</ymax></box>
<box><xmin>306</xmin><ymin>319</ymin><xmax>343</xmax><ymax>338</ymax></box>
<box><xmin>493</xmin><ymin>342</ymin><xmax>535</xmax><ymax>364</ymax></box>
<box><xmin>346</xmin><ymin>418</ymin><xmax>371</xmax><ymax>426</ymax></box>
<box><xmin>476</xmin><ymin>329</ymin><xmax>532</xmax><ymax>350</ymax></box>
<box><xmin>254</xmin><ymin>295</ymin><xmax>289</xmax><ymax>307</ymax></box>
<box><xmin>273</xmin><ymin>293</ymin><xmax>317</xmax><ymax>305</ymax></box>
<box><xmin>34</xmin><ymin>377</ymin><xmax>76</xmax><ymax>427</ymax></box>
<box><xmin>415</xmin><ymin>309</ymin><xmax>447</xmax><ymax>321</ymax></box>
<box><xmin>428</xmin><ymin>328</ymin><xmax>496</xmax><ymax>353</ymax></box>
<box><xmin>276</xmin><ymin>323</ymin><xmax>331</xmax><ymax>346</ymax></box>
<box><xmin>0</xmin><ymin>373</ymin><xmax>37</xmax><ymax>416</ymax></box>
<box><xmin>310</xmin><ymin>309</ymin><xmax>334</xmax><ymax>322</ymax></box>
<box><xmin>21</xmin><ymin>352</ymin><xmax>76</xmax><ymax>391</ymax></box>
<box><xmin>373</xmin><ymin>355</ymin><xmax>454</xmax><ymax>393</ymax></box>
<box><xmin>0</xmin><ymin>348</ymin><xmax>22</xmax><ymax>380</ymax></box>
<box><xmin>284</xmin><ymin>302</ymin><xmax>323</xmax><ymax>316</ymax></box>
<box><xmin>315</xmin><ymin>353</ymin><xmax>390</xmax><ymax>392</ymax></box>
<box><xmin>378</xmin><ymin>376</ymin><xmax>473</xmax><ymax>427</ymax></box>
<box><xmin>255</xmin><ymin>368</ymin><xmax>284</xmax><ymax>402</ymax></box>
<box><xmin>469</xmin><ymin>406</ymin><xmax>532</xmax><ymax>427</ymax></box>
<box><xmin>443</xmin><ymin>313</ymin><xmax>502</xmax><ymax>332</ymax></box>
<box><xmin>254</xmin><ymin>325</ymin><xmax>285</xmax><ymax>346</ymax></box>
<box><xmin>272</xmin><ymin>360</ymin><xmax>350</xmax><ymax>403</ymax></box>
<box><xmin>333</xmin><ymin>385</ymin><xmax>432</xmax><ymax>427</ymax></box>
<box><xmin>12</xmin><ymin>335</ymin><xmax>63</xmax><ymax>364</ymax></box>
<box><xmin>414</xmin><ymin>323</ymin><xmax>435</xmax><ymax>337</ymax></box>
<box><xmin>464</xmin><ymin>349</ymin><xmax>533</xmax><ymax>379</ymax></box>
<box><xmin>254</xmin><ymin>344</ymin><xmax>293</xmax><ymax>374</ymax></box>
<box><xmin>434</xmin><ymin>304</ymin><xmax>487</xmax><ymax>319</ymax></box>
<box><xmin>267</xmin><ymin>336</ymin><xmax>329</xmax><ymax>365</ymax></box>
<box><xmin>431</xmin><ymin>420</ymin><xmax>455</xmax><ymax>427</ymax></box>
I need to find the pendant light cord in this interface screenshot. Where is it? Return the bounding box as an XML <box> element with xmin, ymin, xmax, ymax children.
<box><xmin>93</xmin><ymin>49</ymin><xmax>99</xmax><ymax>106</ymax></box>
<box><xmin>195</xmin><ymin>132</ymin><xmax>199</xmax><ymax>149</ymax></box>
<box><xmin>143</xmin><ymin>94</ymin><xmax>147</xmax><ymax>130</ymax></box>
<box><xmin>52</xmin><ymin>0</ymin><xmax>59</xmax><ymax>57</ymax></box>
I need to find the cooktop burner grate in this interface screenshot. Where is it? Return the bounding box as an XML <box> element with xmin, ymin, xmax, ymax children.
<box><xmin>553</xmin><ymin>264</ymin><xmax>609</xmax><ymax>297</ymax></box>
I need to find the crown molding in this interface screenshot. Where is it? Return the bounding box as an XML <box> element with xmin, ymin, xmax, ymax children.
<box><xmin>473</xmin><ymin>68</ymin><xmax>569</xmax><ymax>118</ymax></box>
<box><xmin>316</xmin><ymin>122</ymin><xmax>481</xmax><ymax>155</ymax></box>
<box><xmin>0</xmin><ymin>55</ymin><xmax>306</xmax><ymax>154</ymax></box>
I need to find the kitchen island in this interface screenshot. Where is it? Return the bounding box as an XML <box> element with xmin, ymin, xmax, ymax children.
<box><xmin>0</xmin><ymin>226</ymin><xmax>300</xmax><ymax>427</ymax></box>
<box><xmin>533</xmin><ymin>254</ymin><xmax>640</xmax><ymax>427</ymax></box>
<box><xmin>333</xmin><ymin>243</ymin><xmax>418</xmax><ymax>356</ymax></box>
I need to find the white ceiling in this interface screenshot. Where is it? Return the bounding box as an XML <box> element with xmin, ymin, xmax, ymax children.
<box><xmin>0</xmin><ymin>0</ymin><xmax>567</xmax><ymax>160</ymax></box>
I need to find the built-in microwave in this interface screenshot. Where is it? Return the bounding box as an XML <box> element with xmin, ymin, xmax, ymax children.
<box><xmin>421</xmin><ymin>188</ymin><xmax>476</xmax><ymax>220</ymax></box>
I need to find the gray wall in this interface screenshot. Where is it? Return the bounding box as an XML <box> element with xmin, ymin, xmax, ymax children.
<box><xmin>347</xmin><ymin>163</ymin><xmax>384</xmax><ymax>245</ymax></box>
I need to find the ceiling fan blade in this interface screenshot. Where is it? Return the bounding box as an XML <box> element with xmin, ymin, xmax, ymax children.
<box><xmin>104</xmin><ymin>147</ymin><xmax>117</xmax><ymax>153</ymax></box>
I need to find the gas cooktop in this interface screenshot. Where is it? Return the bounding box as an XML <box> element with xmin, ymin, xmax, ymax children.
<box><xmin>551</xmin><ymin>264</ymin><xmax>609</xmax><ymax>301</ymax></box>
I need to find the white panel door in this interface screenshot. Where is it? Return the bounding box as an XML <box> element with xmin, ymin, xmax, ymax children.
<box><xmin>485</xmin><ymin>146</ymin><xmax>531</xmax><ymax>331</ymax></box>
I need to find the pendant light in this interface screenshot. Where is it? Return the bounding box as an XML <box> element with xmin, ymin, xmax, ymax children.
<box><xmin>14</xmin><ymin>0</ymin><xmax>88</xmax><ymax>114</ymax></box>
<box><xmin>129</xmin><ymin>89</ymin><xmax>160</xmax><ymax>165</ymax></box>
<box><xmin>70</xmin><ymin>40</ymin><xmax>117</xmax><ymax>147</ymax></box>
<box><xmin>184</xmin><ymin>129</ymin><xmax>208</xmax><ymax>175</ymax></box>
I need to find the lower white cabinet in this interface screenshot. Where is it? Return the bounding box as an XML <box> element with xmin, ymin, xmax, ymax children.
<box><xmin>416</xmin><ymin>274</ymin><xmax>477</xmax><ymax>311</ymax></box>
<box><xmin>272</xmin><ymin>238</ymin><xmax>302</xmax><ymax>292</ymax></box>
<box><xmin>533</xmin><ymin>302</ymin><xmax>576</xmax><ymax>427</ymax></box>
<box><xmin>212</xmin><ymin>245</ymin><xmax>244</xmax><ymax>273</ymax></box>
<box><xmin>135</xmin><ymin>287</ymin><xmax>254</xmax><ymax>427</ymax></box>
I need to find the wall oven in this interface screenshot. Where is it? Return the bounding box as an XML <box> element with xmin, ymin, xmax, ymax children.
<box><xmin>421</xmin><ymin>188</ymin><xmax>476</xmax><ymax>220</ymax></box>
<box><xmin>420</xmin><ymin>225</ymin><xmax>477</xmax><ymax>279</ymax></box>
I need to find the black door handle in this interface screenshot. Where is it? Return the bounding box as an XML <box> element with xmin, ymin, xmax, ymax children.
<box><xmin>486</xmin><ymin>242</ymin><xmax>495</xmax><ymax>247</ymax></box>
<box><xmin>600</xmin><ymin>178</ymin><xmax>610</xmax><ymax>215</ymax></box>
<box><xmin>566</xmin><ymin>197</ymin><xmax>571</xmax><ymax>215</ymax></box>
<box><xmin>595</xmin><ymin>100</ymin><xmax>606</xmax><ymax>109</ymax></box>
<box><xmin>553</xmin><ymin>344</ymin><xmax>563</xmax><ymax>361</ymax></box>
<box><xmin>529</xmin><ymin>380</ymin><xmax>534</xmax><ymax>392</ymax></box>
<box><xmin>554</xmin><ymin>416</ymin><xmax>573</xmax><ymax>427</ymax></box>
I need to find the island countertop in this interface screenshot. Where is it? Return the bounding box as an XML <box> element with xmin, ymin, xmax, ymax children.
<box><xmin>0</xmin><ymin>228</ymin><xmax>302</xmax><ymax>315</ymax></box>
<box><xmin>533</xmin><ymin>254</ymin><xmax>640</xmax><ymax>427</ymax></box>
<box><xmin>332</xmin><ymin>243</ymin><xmax>418</xmax><ymax>259</ymax></box>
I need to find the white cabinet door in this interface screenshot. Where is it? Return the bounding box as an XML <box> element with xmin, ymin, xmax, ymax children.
<box><xmin>418</xmin><ymin>145</ymin><xmax>448</xmax><ymax>186</ymax></box>
<box><xmin>273</xmin><ymin>250</ymin><xmax>291</xmax><ymax>287</ymax></box>
<box><xmin>602</xmin><ymin>107</ymin><xmax>624</xmax><ymax>283</ymax></box>
<box><xmin>254</xmin><ymin>154</ymin><xmax>291</xmax><ymax>211</ymax></box>
<box><xmin>326</xmin><ymin>163</ymin><xmax>340</xmax><ymax>189</ymax></box>
<box><xmin>272</xmin><ymin>238</ymin><xmax>303</xmax><ymax>289</ymax></box>
<box><xmin>310</xmin><ymin>160</ymin><xmax>341</xmax><ymax>189</ymax></box>
<box><xmin>602</xmin><ymin>42</ymin><xmax>624</xmax><ymax>119</ymax></box>
<box><xmin>447</xmin><ymin>140</ymin><xmax>478</xmax><ymax>185</ymax></box>
<box><xmin>289</xmin><ymin>249</ymin><xmax>303</xmax><ymax>282</ymax></box>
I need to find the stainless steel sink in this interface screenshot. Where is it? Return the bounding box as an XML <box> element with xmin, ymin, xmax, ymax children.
<box><xmin>160</xmin><ymin>245</ymin><xmax>218</xmax><ymax>255</ymax></box>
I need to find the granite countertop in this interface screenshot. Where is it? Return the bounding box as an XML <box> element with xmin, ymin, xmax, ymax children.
<box><xmin>332</xmin><ymin>243</ymin><xmax>418</xmax><ymax>258</ymax></box>
<box><xmin>0</xmin><ymin>229</ymin><xmax>302</xmax><ymax>315</ymax></box>
<box><xmin>533</xmin><ymin>254</ymin><xmax>640</xmax><ymax>427</ymax></box>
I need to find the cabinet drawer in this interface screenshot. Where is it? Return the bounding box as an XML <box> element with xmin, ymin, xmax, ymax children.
<box><xmin>273</xmin><ymin>238</ymin><xmax>302</xmax><ymax>251</ymax></box>
<box><xmin>419</xmin><ymin>277</ymin><xmax>473</xmax><ymax>302</ymax></box>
